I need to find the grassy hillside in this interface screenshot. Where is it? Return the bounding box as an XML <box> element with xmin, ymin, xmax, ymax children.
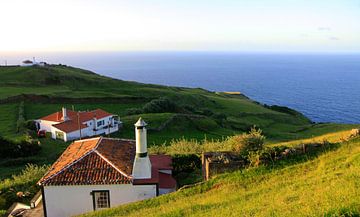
<box><xmin>0</xmin><ymin>65</ymin><xmax>357</xmax><ymax>178</ymax></box>
<box><xmin>1</xmin><ymin>65</ymin><xmax>359</xmax><ymax>215</ymax></box>
<box><xmin>80</xmin><ymin>137</ymin><xmax>360</xmax><ymax>217</ymax></box>
<box><xmin>0</xmin><ymin>65</ymin><xmax>353</xmax><ymax>143</ymax></box>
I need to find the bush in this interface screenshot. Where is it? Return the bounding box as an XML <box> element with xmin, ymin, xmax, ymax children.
<box><xmin>24</xmin><ymin>120</ymin><xmax>37</xmax><ymax>131</ymax></box>
<box><xmin>0</xmin><ymin>136</ymin><xmax>41</xmax><ymax>158</ymax></box>
<box><xmin>16</xmin><ymin>101</ymin><xmax>26</xmax><ymax>133</ymax></box>
<box><xmin>142</xmin><ymin>97</ymin><xmax>178</xmax><ymax>113</ymax></box>
<box><xmin>0</xmin><ymin>164</ymin><xmax>48</xmax><ymax>209</ymax></box>
<box><xmin>125</xmin><ymin>108</ymin><xmax>143</xmax><ymax>115</ymax></box>
<box><xmin>172</xmin><ymin>154</ymin><xmax>201</xmax><ymax>175</ymax></box>
<box><xmin>167</xmin><ymin>138</ymin><xmax>203</xmax><ymax>155</ymax></box>
<box><xmin>232</xmin><ymin>127</ymin><xmax>266</xmax><ymax>153</ymax></box>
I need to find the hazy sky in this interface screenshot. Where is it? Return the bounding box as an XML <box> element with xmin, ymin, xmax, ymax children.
<box><xmin>1</xmin><ymin>0</ymin><xmax>360</xmax><ymax>53</ymax></box>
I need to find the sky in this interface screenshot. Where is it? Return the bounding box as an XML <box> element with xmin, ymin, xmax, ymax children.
<box><xmin>1</xmin><ymin>0</ymin><xmax>360</xmax><ymax>53</ymax></box>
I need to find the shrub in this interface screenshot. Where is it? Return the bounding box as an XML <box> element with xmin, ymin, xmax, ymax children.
<box><xmin>210</xmin><ymin>112</ymin><xmax>227</xmax><ymax>127</ymax></box>
<box><xmin>142</xmin><ymin>97</ymin><xmax>178</xmax><ymax>113</ymax></box>
<box><xmin>232</xmin><ymin>127</ymin><xmax>266</xmax><ymax>153</ymax></box>
<box><xmin>16</xmin><ymin>101</ymin><xmax>26</xmax><ymax>133</ymax></box>
<box><xmin>167</xmin><ymin>138</ymin><xmax>203</xmax><ymax>155</ymax></box>
<box><xmin>125</xmin><ymin>108</ymin><xmax>143</xmax><ymax>115</ymax></box>
<box><xmin>0</xmin><ymin>164</ymin><xmax>48</xmax><ymax>209</ymax></box>
<box><xmin>172</xmin><ymin>154</ymin><xmax>201</xmax><ymax>175</ymax></box>
<box><xmin>0</xmin><ymin>136</ymin><xmax>41</xmax><ymax>158</ymax></box>
<box><xmin>24</xmin><ymin>120</ymin><xmax>37</xmax><ymax>131</ymax></box>
<box><xmin>148</xmin><ymin>143</ymin><xmax>168</xmax><ymax>154</ymax></box>
<box><xmin>198</xmin><ymin>109</ymin><xmax>213</xmax><ymax>116</ymax></box>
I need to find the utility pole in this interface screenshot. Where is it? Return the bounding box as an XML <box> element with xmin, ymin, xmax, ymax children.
<box><xmin>77</xmin><ymin>112</ymin><xmax>82</xmax><ymax>140</ymax></box>
<box><xmin>108</xmin><ymin>119</ymin><xmax>111</xmax><ymax>137</ymax></box>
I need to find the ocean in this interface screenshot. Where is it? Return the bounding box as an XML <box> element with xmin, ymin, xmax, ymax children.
<box><xmin>4</xmin><ymin>52</ymin><xmax>360</xmax><ymax>124</ymax></box>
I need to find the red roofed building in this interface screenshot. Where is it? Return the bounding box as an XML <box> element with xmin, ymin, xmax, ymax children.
<box><xmin>36</xmin><ymin>107</ymin><xmax>121</xmax><ymax>142</ymax></box>
<box><xmin>38</xmin><ymin>118</ymin><xmax>176</xmax><ymax>217</ymax></box>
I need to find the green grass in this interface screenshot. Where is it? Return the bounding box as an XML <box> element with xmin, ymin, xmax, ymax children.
<box><xmin>0</xmin><ymin>104</ymin><xmax>18</xmax><ymax>138</ymax></box>
<box><xmin>0</xmin><ymin>65</ymin><xmax>357</xmax><ymax>179</ymax></box>
<box><xmin>1</xmin><ymin>65</ymin><xmax>359</xmax><ymax>215</ymax></box>
<box><xmin>80</xmin><ymin>137</ymin><xmax>360</xmax><ymax>217</ymax></box>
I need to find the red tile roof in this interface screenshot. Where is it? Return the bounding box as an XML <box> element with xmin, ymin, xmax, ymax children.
<box><xmin>39</xmin><ymin>109</ymin><xmax>114</xmax><ymax>133</ymax></box>
<box><xmin>38</xmin><ymin>137</ymin><xmax>135</xmax><ymax>186</ymax></box>
<box><xmin>38</xmin><ymin>137</ymin><xmax>176</xmax><ymax>188</ymax></box>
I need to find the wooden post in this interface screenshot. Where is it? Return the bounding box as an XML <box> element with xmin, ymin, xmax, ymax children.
<box><xmin>302</xmin><ymin>144</ymin><xmax>306</xmax><ymax>153</ymax></box>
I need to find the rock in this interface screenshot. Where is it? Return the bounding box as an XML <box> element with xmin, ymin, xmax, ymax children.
<box><xmin>349</xmin><ymin>129</ymin><xmax>360</xmax><ymax>139</ymax></box>
<box><xmin>16</xmin><ymin>191</ymin><xmax>24</xmax><ymax>198</ymax></box>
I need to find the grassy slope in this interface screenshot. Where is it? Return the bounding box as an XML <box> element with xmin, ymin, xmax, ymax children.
<box><xmin>0</xmin><ymin>65</ymin><xmax>357</xmax><ymax>179</ymax></box>
<box><xmin>0</xmin><ymin>65</ymin><xmax>353</xmax><ymax>144</ymax></box>
<box><xmin>0</xmin><ymin>65</ymin><xmax>307</xmax><ymax>142</ymax></box>
<box><xmin>1</xmin><ymin>65</ymin><xmax>359</xmax><ymax>215</ymax></box>
<box><xmin>80</xmin><ymin>137</ymin><xmax>360</xmax><ymax>217</ymax></box>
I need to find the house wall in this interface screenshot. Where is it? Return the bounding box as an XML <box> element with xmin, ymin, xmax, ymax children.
<box><xmin>38</xmin><ymin>120</ymin><xmax>59</xmax><ymax>132</ymax></box>
<box><xmin>65</xmin><ymin>129</ymin><xmax>81</xmax><ymax>142</ymax></box>
<box><xmin>43</xmin><ymin>184</ymin><xmax>156</xmax><ymax>217</ymax></box>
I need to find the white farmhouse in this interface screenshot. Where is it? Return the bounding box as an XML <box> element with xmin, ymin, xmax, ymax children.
<box><xmin>38</xmin><ymin>118</ymin><xmax>176</xmax><ymax>217</ymax></box>
<box><xmin>36</xmin><ymin>107</ymin><xmax>121</xmax><ymax>142</ymax></box>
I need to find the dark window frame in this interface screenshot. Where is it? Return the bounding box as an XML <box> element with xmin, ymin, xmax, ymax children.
<box><xmin>91</xmin><ymin>190</ymin><xmax>110</xmax><ymax>210</ymax></box>
<box><xmin>97</xmin><ymin>120</ymin><xmax>105</xmax><ymax>127</ymax></box>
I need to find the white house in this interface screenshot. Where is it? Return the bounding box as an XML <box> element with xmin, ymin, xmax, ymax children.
<box><xmin>37</xmin><ymin>118</ymin><xmax>176</xmax><ymax>217</ymax></box>
<box><xmin>36</xmin><ymin>107</ymin><xmax>121</xmax><ymax>142</ymax></box>
<box><xmin>21</xmin><ymin>57</ymin><xmax>47</xmax><ymax>67</ymax></box>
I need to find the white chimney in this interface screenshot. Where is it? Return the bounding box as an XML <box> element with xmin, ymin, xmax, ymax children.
<box><xmin>132</xmin><ymin>118</ymin><xmax>152</xmax><ymax>179</ymax></box>
<box><xmin>62</xmin><ymin>107</ymin><xmax>69</xmax><ymax>121</ymax></box>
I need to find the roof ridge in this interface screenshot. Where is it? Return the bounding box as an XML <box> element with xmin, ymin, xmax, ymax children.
<box><xmin>75</xmin><ymin>137</ymin><xmax>101</xmax><ymax>143</ymax></box>
<box><xmin>94</xmin><ymin>150</ymin><xmax>132</xmax><ymax>179</ymax></box>
<box><xmin>100</xmin><ymin>137</ymin><xmax>135</xmax><ymax>142</ymax></box>
<box><xmin>38</xmin><ymin>137</ymin><xmax>102</xmax><ymax>185</ymax></box>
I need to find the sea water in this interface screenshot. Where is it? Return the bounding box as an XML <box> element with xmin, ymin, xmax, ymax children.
<box><xmin>4</xmin><ymin>52</ymin><xmax>360</xmax><ymax>123</ymax></box>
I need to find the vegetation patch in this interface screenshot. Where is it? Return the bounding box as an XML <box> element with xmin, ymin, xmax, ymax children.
<box><xmin>0</xmin><ymin>164</ymin><xmax>48</xmax><ymax>210</ymax></box>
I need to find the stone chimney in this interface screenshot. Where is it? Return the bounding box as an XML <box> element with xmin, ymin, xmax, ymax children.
<box><xmin>132</xmin><ymin>118</ymin><xmax>152</xmax><ymax>179</ymax></box>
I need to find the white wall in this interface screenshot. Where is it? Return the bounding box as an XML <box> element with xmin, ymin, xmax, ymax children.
<box><xmin>38</xmin><ymin>120</ymin><xmax>59</xmax><ymax>132</ymax></box>
<box><xmin>43</xmin><ymin>184</ymin><xmax>156</xmax><ymax>217</ymax></box>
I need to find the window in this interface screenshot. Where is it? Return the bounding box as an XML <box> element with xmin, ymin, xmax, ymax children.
<box><xmin>92</xmin><ymin>190</ymin><xmax>110</xmax><ymax>210</ymax></box>
<box><xmin>97</xmin><ymin>120</ymin><xmax>105</xmax><ymax>127</ymax></box>
<box><xmin>55</xmin><ymin>131</ymin><xmax>64</xmax><ymax>140</ymax></box>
